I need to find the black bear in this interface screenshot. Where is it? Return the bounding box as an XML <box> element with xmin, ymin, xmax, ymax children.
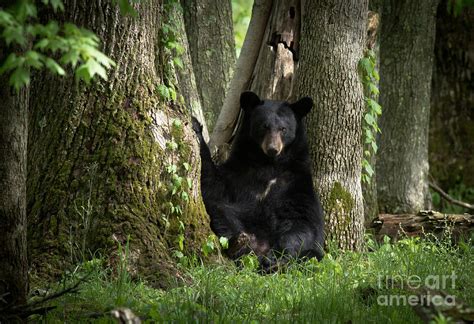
<box><xmin>192</xmin><ymin>91</ymin><xmax>324</xmax><ymax>271</ymax></box>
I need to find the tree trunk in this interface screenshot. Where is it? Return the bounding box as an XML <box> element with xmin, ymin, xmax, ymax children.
<box><xmin>209</xmin><ymin>0</ymin><xmax>273</xmax><ymax>162</ymax></box>
<box><xmin>181</xmin><ymin>0</ymin><xmax>236</xmax><ymax>132</ymax></box>
<box><xmin>0</xmin><ymin>46</ymin><xmax>29</xmax><ymax>313</ymax></box>
<box><xmin>250</xmin><ymin>0</ymin><xmax>301</xmax><ymax>101</ymax></box>
<box><xmin>27</xmin><ymin>0</ymin><xmax>209</xmax><ymax>286</ymax></box>
<box><xmin>376</xmin><ymin>0</ymin><xmax>439</xmax><ymax>214</ymax></box>
<box><xmin>171</xmin><ymin>1</ymin><xmax>210</xmax><ymax>142</ymax></box>
<box><xmin>429</xmin><ymin>2</ymin><xmax>474</xmax><ymax>192</ymax></box>
<box><xmin>294</xmin><ymin>0</ymin><xmax>368</xmax><ymax>250</ymax></box>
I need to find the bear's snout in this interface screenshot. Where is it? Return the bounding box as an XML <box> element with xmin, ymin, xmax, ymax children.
<box><xmin>261</xmin><ymin>131</ymin><xmax>283</xmax><ymax>157</ymax></box>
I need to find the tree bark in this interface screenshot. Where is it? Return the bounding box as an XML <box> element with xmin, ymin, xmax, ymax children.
<box><xmin>0</xmin><ymin>46</ymin><xmax>29</xmax><ymax>313</ymax></box>
<box><xmin>294</xmin><ymin>0</ymin><xmax>368</xmax><ymax>250</ymax></box>
<box><xmin>181</xmin><ymin>0</ymin><xmax>236</xmax><ymax>133</ymax></box>
<box><xmin>376</xmin><ymin>0</ymin><xmax>439</xmax><ymax>213</ymax></box>
<box><xmin>27</xmin><ymin>0</ymin><xmax>209</xmax><ymax>286</ymax></box>
<box><xmin>250</xmin><ymin>0</ymin><xmax>301</xmax><ymax>101</ymax></box>
<box><xmin>172</xmin><ymin>2</ymin><xmax>210</xmax><ymax>142</ymax></box>
<box><xmin>429</xmin><ymin>2</ymin><xmax>474</xmax><ymax>192</ymax></box>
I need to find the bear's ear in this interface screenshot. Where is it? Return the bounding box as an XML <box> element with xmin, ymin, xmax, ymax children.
<box><xmin>290</xmin><ymin>97</ymin><xmax>313</xmax><ymax>118</ymax></box>
<box><xmin>240</xmin><ymin>91</ymin><xmax>262</xmax><ymax>112</ymax></box>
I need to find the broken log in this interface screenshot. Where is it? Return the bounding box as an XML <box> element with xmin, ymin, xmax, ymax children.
<box><xmin>369</xmin><ymin>210</ymin><xmax>474</xmax><ymax>242</ymax></box>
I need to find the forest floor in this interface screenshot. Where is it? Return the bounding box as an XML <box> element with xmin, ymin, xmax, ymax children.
<box><xmin>33</xmin><ymin>234</ymin><xmax>473</xmax><ymax>323</ymax></box>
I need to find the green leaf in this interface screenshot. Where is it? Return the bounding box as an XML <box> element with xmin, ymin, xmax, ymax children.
<box><xmin>60</xmin><ymin>49</ymin><xmax>80</xmax><ymax>67</ymax></box>
<box><xmin>0</xmin><ymin>11</ymin><xmax>14</xmax><ymax>26</ymax></box>
<box><xmin>359</xmin><ymin>57</ymin><xmax>373</xmax><ymax>76</ymax></box>
<box><xmin>50</xmin><ymin>0</ymin><xmax>65</xmax><ymax>12</ymax></box>
<box><xmin>114</xmin><ymin>0</ymin><xmax>137</xmax><ymax>17</ymax></box>
<box><xmin>75</xmin><ymin>63</ymin><xmax>92</xmax><ymax>83</ymax></box>
<box><xmin>77</xmin><ymin>58</ymin><xmax>107</xmax><ymax>82</ymax></box>
<box><xmin>367</xmin><ymin>98</ymin><xmax>382</xmax><ymax>115</ymax></box>
<box><xmin>10</xmin><ymin>66</ymin><xmax>30</xmax><ymax>91</ymax></box>
<box><xmin>368</xmin><ymin>83</ymin><xmax>379</xmax><ymax>95</ymax></box>
<box><xmin>364</xmin><ymin>113</ymin><xmax>375</xmax><ymax>127</ymax></box>
<box><xmin>0</xmin><ymin>53</ymin><xmax>20</xmax><ymax>74</ymax></box>
<box><xmin>45</xmin><ymin>57</ymin><xmax>65</xmax><ymax>75</ymax></box>
<box><xmin>173</xmin><ymin>57</ymin><xmax>183</xmax><ymax>70</ymax></box>
<box><xmin>3</xmin><ymin>25</ymin><xmax>26</xmax><ymax>46</ymax></box>
<box><xmin>219</xmin><ymin>237</ymin><xmax>229</xmax><ymax>250</ymax></box>
<box><xmin>371</xmin><ymin>141</ymin><xmax>378</xmax><ymax>153</ymax></box>
<box><xmin>364</xmin><ymin>162</ymin><xmax>374</xmax><ymax>177</ymax></box>
<box><xmin>25</xmin><ymin>50</ymin><xmax>43</xmax><ymax>69</ymax></box>
<box><xmin>34</xmin><ymin>38</ymin><xmax>49</xmax><ymax>50</ymax></box>
<box><xmin>158</xmin><ymin>84</ymin><xmax>170</xmax><ymax>100</ymax></box>
<box><xmin>365</xmin><ymin>128</ymin><xmax>374</xmax><ymax>141</ymax></box>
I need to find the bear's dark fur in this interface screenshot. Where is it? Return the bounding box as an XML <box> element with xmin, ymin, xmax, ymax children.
<box><xmin>192</xmin><ymin>91</ymin><xmax>324</xmax><ymax>271</ymax></box>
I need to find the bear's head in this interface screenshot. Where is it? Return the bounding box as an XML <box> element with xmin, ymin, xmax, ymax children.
<box><xmin>240</xmin><ymin>91</ymin><xmax>313</xmax><ymax>159</ymax></box>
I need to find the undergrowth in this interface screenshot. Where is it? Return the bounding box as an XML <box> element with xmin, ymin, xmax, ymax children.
<box><xmin>34</xmin><ymin>234</ymin><xmax>474</xmax><ymax>323</ymax></box>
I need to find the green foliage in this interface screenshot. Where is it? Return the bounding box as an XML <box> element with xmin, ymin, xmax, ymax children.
<box><xmin>36</xmin><ymin>235</ymin><xmax>474</xmax><ymax>322</ymax></box>
<box><xmin>162</xmin><ymin>119</ymin><xmax>194</xmax><ymax>258</ymax></box>
<box><xmin>447</xmin><ymin>0</ymin><xmax>474</xmax><ymax>16</ymax></box>
<box><xmin>0</xmin><ymin>0</ymin><xmax>116</xmax><ymax>90</ymax></box>
<box><xmin>359</xmin><ymin>49</ymin><xmax>382</xmax><ymax>184</ymax></box>
<box><xmin>232</xmin><ymin>0</ymin><xmax>252</xmax><ymax>57</ymax></box>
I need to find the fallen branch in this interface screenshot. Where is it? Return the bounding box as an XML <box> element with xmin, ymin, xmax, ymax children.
<box><xmin>369</xmin><ymin>210</ymin><xmax>473</xmax><ymax>242</ymax></box>
<box><xmin>429</xmin><ymin>181</ymin><xmax>474</xmax><ymax>210</ymax></box>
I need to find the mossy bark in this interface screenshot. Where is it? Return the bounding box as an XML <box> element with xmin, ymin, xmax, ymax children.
<box><xmin>294</xmin><ymin>0</ymin><xmax>368</xmax><ymax>250</ymax></box>
<box><xmin>376</xmin><ymin>0</ymin><xmax>439</xmax><ymax>213</ymax></box>
<box><xmin>27</xmin><ymin>0</ymin><xmax>210</xmax><ymax>286</ymax></box>
<box><xmin>181</xmin><ymin>0</ymin><xmax>236</xmax><ymax>132</ymax></box>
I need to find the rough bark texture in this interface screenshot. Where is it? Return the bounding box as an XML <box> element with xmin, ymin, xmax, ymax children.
<box><xmin>0</xmin><ymin>46</ymin><xmax>29</xmax><ymax>311</ymax></box>
<box><xmin>27</xmin><ymin>0</ymin><xmax>209</xmax><ymax>286</ymax></box>
<box><xmin>209</xmin><ymin>0</ymin><xmax>273</xmax><ymax>161</ymax></box>
<box><xmin>429</xmin><ymin>2</ymin><xmax>474</xmax><ymax>191</ymax></box>
<box><xmin>250</xmin><ymin>0</ymin><xmax>301</xmax><ymax>100</ymax></box>
<box><xmin>376</xmin><ymin>0</ymin><xmax>439</xmax><ymax>213</ymax></box>
<box><xmin>172</xmin><ymin>2</ymin><xmax>210</xmax><ymax>142</ymax></box>
<box><xmin>181</xmin><ymin>0</ymin><xmax>236</xmax><ymax>132</ymax></box>
<box><xmin>294</xmin><ymin>0</ymin><xmax>368</xmax><ymax>250</ymax></box>
<box><xmin>370</xmin><ymin>211</ymin><xmax>473</xmax><ymax>242</ymax></box>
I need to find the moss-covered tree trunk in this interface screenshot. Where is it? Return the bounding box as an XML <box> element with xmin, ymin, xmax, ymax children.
<box><xmin>376</xmin><ymin>0</ymin><xmax>439</xmax><ymax>213</ymax></box>
<box><xmin>294</xmin><ymin>0</ymin><xmax>368</xmax><ymax>250</ymax></box>
<box><xmin>430</xmin><ymin>2</ymin><xmax>474</xmax><ymax>192</ymax></box>
<box><xmin>0</xmin><ymin>45</ymin><xmax>29</xmax><ymax>312</ymax></box>
<box><xmin>27</xmin><ymin>0</ymin><xmax>209</xmax><ymax>286</ymax></box>
<box><xmin>181</xmin><ymin>0</ymin><xmax>236</xmax><ymax>132</ymax></box>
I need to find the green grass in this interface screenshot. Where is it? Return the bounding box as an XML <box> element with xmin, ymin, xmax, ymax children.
<box><xmin>34</xmin><ymin>235</ymin><xmax>474</xmax><ymax>323</ymax></box>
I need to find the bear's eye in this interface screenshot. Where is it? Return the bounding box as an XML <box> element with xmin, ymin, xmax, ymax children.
<box><xmin>280</xmin><ymin>127</ymin><xmax>287</xmax><ymax>133</ymax></box>
<box><xmin>263</xmin><ymin>124</ymin><xmax>270</xmax><ymax>130</ymax></box>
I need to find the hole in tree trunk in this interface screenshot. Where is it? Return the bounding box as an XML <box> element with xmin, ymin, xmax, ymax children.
<box><xmin>289</xmin><ymin>6</ymin><xmax>295</xmax><ymax>19</ymax></box>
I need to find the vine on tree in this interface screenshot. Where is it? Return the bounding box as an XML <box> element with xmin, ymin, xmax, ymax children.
<box><xmin>359</xmin><ymin>49</ymin><xmax>382</xmax><ymax>184</ymax></box>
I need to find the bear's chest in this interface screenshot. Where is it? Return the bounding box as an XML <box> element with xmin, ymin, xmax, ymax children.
<box><xmin>229</xmin><ymin>168</ymin><xmax>291</xmax><ymax>203</ymax></box>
